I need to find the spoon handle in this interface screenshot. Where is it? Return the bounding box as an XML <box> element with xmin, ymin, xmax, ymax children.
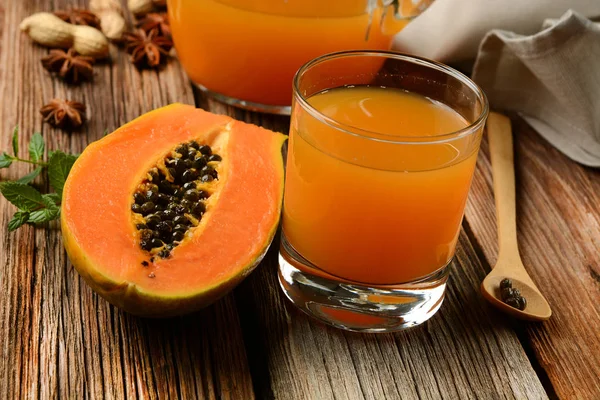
<box><xmin>487</xmin><ymin>112</ymin><xmax>520</xmax><ymax>259</ymax></box>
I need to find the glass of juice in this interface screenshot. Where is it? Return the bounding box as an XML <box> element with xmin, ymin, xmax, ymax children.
<box><xmin>279</xmin><ymin>51</ymin><xmax>489</xmax><ymax>332</ymax></box>
<box><xmin>167</xmin><ymin>0</ymin><xmax>434</xmax><ymax>114</ymax></box>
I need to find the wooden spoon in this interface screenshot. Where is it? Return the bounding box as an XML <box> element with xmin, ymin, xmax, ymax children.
<box><xmin>480</xmin><ymin>112</ymin><xmax>552</xmax><ymax>321</ymax></box>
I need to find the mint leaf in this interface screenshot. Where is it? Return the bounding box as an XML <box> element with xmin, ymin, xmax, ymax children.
<box><xmin>29</xmin><ymin>195</ymin><xmax>60</xmax><ymax>224</ymax></box>
<box><xmin>28</xmin><ymin>206</ymin><xmax>60</xmax><ymax>224</ymax></box>
<box><xmin>48</xmin><ymin>151</ymin><xmax>78</xmax><ymax>196</ymax></box>
<box><xmin>44</xmin><ymin>193</ymin><xmax>61</xmax><ymax>205</ymax></box>
<box><xmin>12</xmin><ymin>125</ymin><xmax>19</xmax><ymax>156</ymax></box>
<box><xmin>0</xmin><ymin>152</ymin><xmax>13</xmax><ymax>169</ymax></box>
<box><xmin>41</xmin><ymin>194</ymin><xmax>59</xmax><ymax>208</ymax></box>
<box><xmin>17</xmin><ymin>167</ymin><xmax>42</xmax><ymax>184</ymax></box>
<box><xmin>28</xmin><ymin>133</ymin><xmax>45</xmax><ymax>162</ymax></box>
<box><xmin>0</xmin><ymin>181</ymin><xmax>44</xmax><ymax>211</ymax></box>
<box><xmin>8</xmin><ymin>211</ymin><xmax>30</xmax><ymax>232</ymax></box>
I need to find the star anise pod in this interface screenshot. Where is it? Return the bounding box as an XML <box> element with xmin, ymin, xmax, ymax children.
<box><xmin>123</xmin><ymin>29</ymin><xmax>173</xmax><ymax>69</ymax></box>
<box><xmin>41</xmin><ymin>49</ymin><xmax>95</xmax><ymax>84</ymax></box>
<box><xmin>40</xmin><ymin>99</ymin><xmax>86</xmax><ymax>130</ymax></box>
<box><xmin>137</xmin><ymin>13</ymin><xmax>170</xmax><ymax>38</ymax></box>
<box><xmin>53</xmin><ymin>9</ymin><xmax>101</xmax><ymax>29</ymax></box>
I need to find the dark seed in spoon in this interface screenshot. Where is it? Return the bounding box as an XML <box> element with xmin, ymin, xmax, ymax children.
<box><xmin>500</xmin><ymin>278</ymin><xmax>512</xmax><ymax>290</ymax></box>
<box><xmin>505</xmin><ymin>297</ymin><xmax>521</xmax><ymax>309</ymax></box>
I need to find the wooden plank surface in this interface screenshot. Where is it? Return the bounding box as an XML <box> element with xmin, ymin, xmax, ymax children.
<box><xmin>0</xmin><ymin>1</ymin><xmax>254</xmax><ymax>399</ymax></box>
<box><xmin>465</xmin><ymin>117</ymin><xmax>600</xmax><ymax>399</ymax></box>
<box><xmin>233</xmin><ymin>231</ymin><xmax>548</xmax><ymax>400</ymax></box>
<box><xmin>0</xmin><ymin>0</ymin><xmax>598</xmax><ymax>399</ymax></box>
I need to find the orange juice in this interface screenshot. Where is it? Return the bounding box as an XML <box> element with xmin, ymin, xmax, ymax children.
<box><xmin>283</xmin><ymin>86</ymin><xmax>479</xmax><ymax>284</ymax></box>
<box><xmin>168</xmin><ymin>0</ymin><xmax>408</xmax><ymax>106</ymax></box>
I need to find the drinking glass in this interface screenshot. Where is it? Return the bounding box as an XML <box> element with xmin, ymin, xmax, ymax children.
<box><xmin>278</xmin><ymin>51</ymin><xmax>489</xmax><ymax>332</ymax></box>
<box><xmin>167</xmin><ymin>0</ymin><xmax>434</xmax><ymax>114</ymax></box>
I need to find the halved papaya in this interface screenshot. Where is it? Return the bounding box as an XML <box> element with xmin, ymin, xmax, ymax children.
<box><xmin>61</xmin><ymin>104</ymin><xmax>286</xmax><ymax>317</ymax></box>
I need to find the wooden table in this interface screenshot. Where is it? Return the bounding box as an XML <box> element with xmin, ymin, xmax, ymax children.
<box><xmin>1</xmin><ymin>1</ymin><xmax>600</xmax><ymax>399</ymax></box>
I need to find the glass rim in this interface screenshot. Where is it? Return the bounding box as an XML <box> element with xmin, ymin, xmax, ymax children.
<box><xmin>292</xmin><ymin>50</ymin><xmax>489</xmax><ymax>145</ymax></box>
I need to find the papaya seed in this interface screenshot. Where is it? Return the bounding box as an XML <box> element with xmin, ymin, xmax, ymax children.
<box><xmin>132</xmin><ymin>138</ymin><xmax>222</xmax><ymax>260</ymax></box>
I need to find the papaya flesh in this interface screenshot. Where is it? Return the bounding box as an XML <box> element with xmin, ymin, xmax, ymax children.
<box><xmin>61</xmin><ymin>104</ymin><xmax>287</xmax><ymax>317</ymax></box>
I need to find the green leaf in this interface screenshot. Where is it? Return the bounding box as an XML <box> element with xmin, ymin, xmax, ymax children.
<box><xmin>44</xmin><ymin>193</ymin><xmax>62</xmax><ymax>205</ymax></box>
<box><xmin>17</xmin><ymin>167</ymin><xmax>42</xmax><ymax>184</ymax></box>
<box><xmin>48</xmin><ymin>151</ymin><xmax>78</xmax><ymax>196</ymax></box>
<box><xmin>0</xmin><ymin>152</ymin><xmax>13</xmax><ymax>169</ymax></box>
<box><xmin>28</xmin><ymin>133</ymin><xmax>45</xmax><ymax>162</ymax></box>
<box><xmin>8</xmin><ymin>211</ymin><xmax>30</xmax><ymax>232</ymax></box>
<box><xmin>12</xmin><ymin>125</ymin><xmax>19</xmax><ymax>156</ymax></box>
<box><xmin>28</xmin><ymin>206</ymin><xmax>60</xmax><ymax>224</ymax></box>
<box><xmin>103</xmin><ymin>129</ymin><xmax>109</xmax><ymax>137</ymax></box>
<box><xmin>0</xmin><ymin>181</ymin><xmax>44</xmax><ymax>211</ymax></box>
<box><xmin>41</xmin><ymin>194</ymin><xmax>60</xmax><ymax>208</ymax></box>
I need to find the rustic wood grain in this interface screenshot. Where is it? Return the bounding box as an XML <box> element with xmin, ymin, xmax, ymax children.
<box><xmin>231</xmin><ymin>228</ymin><xmax>548</xmax><ymax>400</ymax></box>
<box><xmin>2</xmin><ymin>0</ymin><xmax>599</xmax><ymax>399</ymax></box>
<box><xmin>465</xmin><ymin>117</ymin><xmax>600</xmax><ymax>399</ymax></box>
<box><xmin>0</xmin><ymin>1</ymin><xmax>254</xmax><ymax>399</ymax></box>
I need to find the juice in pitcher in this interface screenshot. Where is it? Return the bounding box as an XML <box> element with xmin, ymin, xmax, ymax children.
<box><xmin>168</xmin><ymin>0</ymin><xmax>430</xmax><ymax>112</ymax></box>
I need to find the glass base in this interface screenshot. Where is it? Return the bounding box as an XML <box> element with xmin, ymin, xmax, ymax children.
<box><xmin>193</xmin><ymin>82</ymin><xmax>291</xmax><ymax>115</ymax></box>
<box><xmin>278</xmin><ymin>235</ymin><xmax>450</xmax><ymax>333</ymax></box>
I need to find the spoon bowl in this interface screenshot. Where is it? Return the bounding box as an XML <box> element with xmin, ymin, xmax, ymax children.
<box><xmin>481</xmin><ymin>269</ymin><xmax>552</xmax><ymax>321</ymax></box>
<box><xmin>480</xmin><ymin>112</ymin><xmax>552</xmax><ymax>321</ymax></box>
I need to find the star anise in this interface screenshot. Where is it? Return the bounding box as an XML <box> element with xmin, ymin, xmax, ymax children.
<box><xmin>123</xmin><ymin>29</ymin><xmax>173</xmax><ymax>69</ymax></box>
<box><xmin>137</xmin><ymin>13</ymin><xmax>171</xmax><ymax>38</ymax></box>
<box><xmin>40</xmin><ymin>99</ymin><xmax>86</xmax><ymax>130</ymax></box>
<box><xmin>41</xmin><ymin>49</ymin><xmax>95</xmax><ymax>84</ymax></box>
<box><xmin>53</xmin><ymin>9</ymin><xmax>101</xmax><ymax>29</ymax></box>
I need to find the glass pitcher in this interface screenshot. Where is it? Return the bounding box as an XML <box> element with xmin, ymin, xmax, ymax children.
<box><xmin>168</xmin><ymin>0</ymin><xmax>434</xmax><ymax>114</ymax></box>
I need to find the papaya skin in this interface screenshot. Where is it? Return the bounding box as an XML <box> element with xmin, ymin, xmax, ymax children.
<box><xmin>61</xmin><ymin>104</ymin><xmax>286</xmax><ymax>317</ymax></box>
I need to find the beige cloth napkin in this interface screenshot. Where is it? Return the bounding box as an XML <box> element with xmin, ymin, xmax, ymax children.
<box><xmin>394</xmin><ymin>1</ymin><xmax>600</xmax><ymax>167</ymax></box>
<box><xmin>393</xmin><ymin>0</ymin><xmax>600</xmax><ymax>62</ymax></box>
<box><xmin>472</xmin><ymin>10</ymin><xmax>600</xmax><ymax>167</ymax></box>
